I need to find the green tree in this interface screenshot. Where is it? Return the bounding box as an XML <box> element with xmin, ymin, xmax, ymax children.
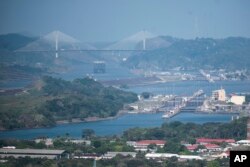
<box><xmin>188</xmin><ymin>138</ymin><xmax>196</xmax><ymax>145</ymax></box>
<box><xmin>207</xmin><ymin>160</ymin><xmax>220</xmax><ymax>167</ymax></box>
<box><xmin>127</xmin><ymin>159</ymin><xmax>144</xmax><ymax>167</ymax></box>
<box><xmin>93</xmin><ymin>140</ymin><xmax>102</xmax><ymax>148</ymax></box>
<box><xmin>82</xmin><ymin>129</ymin><xmax>95</xmax><ymax>139</ymax></box>
<box><xmin>164</xmin><ymin>141</ymin><xmax>186</xmax><ymax>154</ymax></box>
<box><xmin>141</xmin><ymin>92</ymin><xmax>151</xmax><ymax>99</ymax></box>
<box><xmin>165</xmin><ymin>156</ymin><xmax>178</xmax><ymax>167</ymax></box>
<box><xmin>148</xmin><ymin>143</ymin><xmax>157</xmax><ymax>150</ymax></box>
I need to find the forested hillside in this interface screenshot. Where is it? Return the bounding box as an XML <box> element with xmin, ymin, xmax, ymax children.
<box><xmin>125</xmin><ymin>37</ymin><xmax>250</xmax><ymax>70</ymax></box>
<box><xmin>0</xmin><ymin>33</ymin><xmax>36</xmax><ymax>51</ymax></box>
<box><xmin>123</xmin><ymin>117</ymin><xmax>248</xmax><ymax>142</ymax></box>
<box><xmin>0</xmin><ymin>76</ymin><xmax>138</xmax><ymax>130</ymax></box>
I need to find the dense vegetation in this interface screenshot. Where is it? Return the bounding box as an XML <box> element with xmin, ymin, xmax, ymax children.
<box><xmin>0</xmin><ymin>139</ymin><xmax>46</xmax><ymax>149</ymax></box>
<box><xmin>125</xmin><ymin>37</ymin><xmax>250</xmax><ymax>70</ymax></box>
<box><xmin>1</xmin><ymin>156</ymin><xmax>221</xmax><ymax>167</ymax></box>
<box><xmin>0</xmin><ymin>135</ymin><xmax>229</xmax><ymax>167</ymax></box>
<box><xmin>123</xmin><ymin>117</ymin><xmax>248</xmax><ymax>142</ymax></box>
<box><xmin>1</xmin><ymin>117</ymin><xmax>248</xmax><ymax>167</ymax></box>
<box><xmin>0</xmin><ymin>76</ymin><xmax>137</xmax><ymax>130</ymax></box>
<box><xmin>0</xmin><ymin>136</ymin><xmax>226</xmax><ymax>167</ymax></box>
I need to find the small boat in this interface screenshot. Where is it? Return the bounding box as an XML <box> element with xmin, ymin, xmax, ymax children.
<box><xmin>162</xmin><ymin>110</ymin><xmax>174</xmax><ymax>118</ymax></box>
<box><xmin>162</xmin><ymin>114</ymin><xmax>170</xmax><ymax>118</ymax></box>
<box><xmin>162</xmin><ymin>108</ymin><xmax>178</xmax><ymax>119</ymax></box>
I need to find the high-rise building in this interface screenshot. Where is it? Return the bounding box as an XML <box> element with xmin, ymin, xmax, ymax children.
<box><xmin>212</xmin><ymin>88</ymin><xmax>226</xmax><ymax>101</ymax></box>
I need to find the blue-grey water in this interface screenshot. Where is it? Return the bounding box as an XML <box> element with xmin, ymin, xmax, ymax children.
<box><xmin>0</xmin><ymin>79</ymin><xmax>249</xmax><ymax>139</ymax></box>
<box><xmin>52</xmin><ymin>63</ymin><xmax>137</xmax><ymax>81</ymax></box>
<box><xmin>0</xmin><ymin>112</ymin><xmax>236</xmax><ymax>139</ymax></box>
<box><xmin>0</xmin><ymin>80</ymin><xmax>32</xmax><ymax>89</ymax></box>
<box><xmin>126</xmin><ymin>80</ymin><xmax>250</xmax><ymax>96</ymax></box>
<box><xmin>0</xmin><ymin>63</ymin><xmax>250</xmax><ymax>139</ymax></box>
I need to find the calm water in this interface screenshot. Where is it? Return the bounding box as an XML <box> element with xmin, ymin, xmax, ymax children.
<box><xmin>0</xmin><ymin>112</ymin><xmax>236</xmax><ymax>139</ymax></box>
<box><xmin>0</xmin><ymin>65</ymin><xmax>249</xmax><ymax>139</ymax></box>
<box><xmin>0</xmin><ymin>80</ymin><xmax>32</xmax><ymax>89</ymax></box>
<box><xmin>52</xmin><ymin>63</ymin><xmax>137</xmax><ymax>81</ymax></box>
<box><xmin>127</xmin><ymin>80</ymin><xmax>250</xmax><ymax>96</ymax></box>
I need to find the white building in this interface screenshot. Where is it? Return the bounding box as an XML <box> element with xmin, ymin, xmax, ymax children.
<box><xmin>146</xmin><ymin>153</ymin><xmax>178</xmax><ymax>159</ymax></box>
<box><xmin>212</xmin><ymin>89</ymin><xmax>226</xmax><ymax>101</ymax></box>
<box><xmin>102</xmin><ymin>152</ymin><xmax>136</xmax><ymax>159</ymax></box>
<box><xmin>67</xmin><ymin>139</ymin><xmax>91</xmax><ymax>145</ymax></box>
<box><xmin>35</xmin><ymin>138</ymin><xmax>53</xmax><ymax>147</ymax></box>
<box><xmin>145</xmin><ymin>153</ymin><xmax>203</xmax><ymax>160</ymax></box>
<box><xmin>229</xmin><ymin>95</ymin><xmax>245</xmax><ymax>105</ymax></box>
<box><xmin>128</xmin><ymin>140</ymin><xmax>166</xmax><ymax>152</ymax></box>
<box><xmin>236</xmin><ymin>140</ymin><xmax>250</xmax><ymax>146</ymax></box>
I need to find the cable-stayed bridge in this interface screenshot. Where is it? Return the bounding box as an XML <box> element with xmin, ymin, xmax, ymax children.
<box><xmin>14</xmin><ymin>31</ymin><xmax>149</xmax><ymax>58</ymax></box>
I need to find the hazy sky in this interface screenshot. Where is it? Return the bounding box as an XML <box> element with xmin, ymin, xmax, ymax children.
<box><xmin>1</xmin><ymin>0</ymin><xmax>250</xmax><ymax>42</ymax></box>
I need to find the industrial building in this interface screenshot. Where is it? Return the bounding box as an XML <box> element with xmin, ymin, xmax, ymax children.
<box><xmin>102</xmin><ymin>152</ymin><xmax>136</xmax><ymax>159</ymax></box>
<box><xmin>127</xmin><ymin>140</ymin><xmax>166</xmax><ymax>152</ymax></box>
<box><xmin>212</xmin><ymin>88</ymin><xmax>226</xmax><ymax>101</ymax></box>
<box><xmin>145</xmin><ymin>153</ymin><xmax>203</xmax><ymax>161</ymax></box>
<box><xmin>229</xmin><ymin>95</ymin><xmax>246</xmax><ymax>105</ymax></box>
<box><xmin>0</xmin><ymin>148</ymin><xmax>66</xmax><ymax>159</ymax></box>
<box><xmin>236</xmin><ymin>140</ymin><xmax>250</xmax><ymax>146</ymax></box>
<box><xmin>196</xmin><ymin>138</ymin><xmax>235</xmax><ymax>144</ymax></box>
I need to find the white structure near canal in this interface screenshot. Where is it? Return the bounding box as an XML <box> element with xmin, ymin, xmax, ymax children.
<box><xmin>212</xmin><ymin>88</ymin><xmax>226</xmax><ymax>101</ymax></box>
<box><xmin>229</xmin><ymin>95</ymin><xmax>245</xmax><ymax>105</ymax></box>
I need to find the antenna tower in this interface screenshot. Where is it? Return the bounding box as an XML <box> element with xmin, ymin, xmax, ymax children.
<box><xmin>55</xmin><ymin>31</ymin><xmax>58</xmax><ymax>58</ymax></box>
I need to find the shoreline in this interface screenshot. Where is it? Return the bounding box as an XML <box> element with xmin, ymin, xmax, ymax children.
<box><xmin>56</xmin><ymin>109</ymin><xmax>128</xmax><ymax>125</ymax></box>
<box><xmin>0</xmin><ymin>111</ymin><xmax>240</xmax><ymax>132</ymax></box>
<box><xmin>0</xmin><ymin>110</ymin><xmax>128</xmax><ymax>132</ymax></box>
<box><xmin>194</xmin><ymin>111</ymin><xmax>240</xmax><ymax>114</ymax></box>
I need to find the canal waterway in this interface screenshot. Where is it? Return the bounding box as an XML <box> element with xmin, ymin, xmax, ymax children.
<box><xmin>0</xmin><ymin>64</ymin><xmax>250</xmax><ymax>139</ymax></box>
<box><xmin>0</xmin><ymin>112</ymin><xmax>237</xmax><ymax>139</ymax></box>
<box><xmin>126</xmin><ymin>80</ymin><xmax>250</xmax><ymax>96</ymax></box>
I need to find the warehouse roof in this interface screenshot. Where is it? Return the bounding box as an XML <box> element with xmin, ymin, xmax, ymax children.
<box><xmin>0</xmin><ymin>148</ymin><xmax>65</xmax><ymax>155</ymax></box>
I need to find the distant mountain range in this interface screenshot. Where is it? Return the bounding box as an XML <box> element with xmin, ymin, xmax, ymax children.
<box><xmin>0</xmin><ymin>33</ymin><xmax>36</xmax><ymax>51</ymax></box>
<box><xmin>124</xmin><ymin>37</ymin><xmax>250</xmax><ymax>70</ymax></box>
<box><xmin>1</xmin><ymin>31</ymin><xmax>250</xmax><ymax>75</ymax></box>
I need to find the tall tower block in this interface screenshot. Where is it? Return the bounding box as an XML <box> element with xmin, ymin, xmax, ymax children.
<box><xmin>247</xmin><ymin>117</ymin><xmax>250</xmax><ymax>140</ymax></box>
